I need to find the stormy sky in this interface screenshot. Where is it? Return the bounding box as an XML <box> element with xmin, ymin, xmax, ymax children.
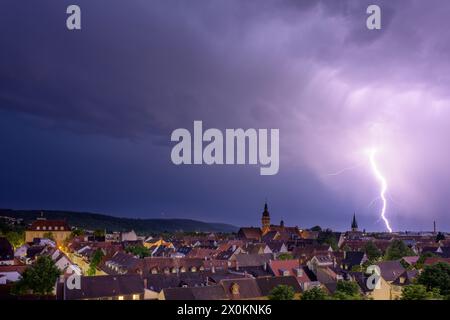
<box><xmin>1</xmin><ymin>0</ymin><xmax>450</xmax><ymax>231</ymax></box>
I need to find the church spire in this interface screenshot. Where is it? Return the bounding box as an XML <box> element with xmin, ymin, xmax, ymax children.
<box><xmin>351</xmin><ymin>212</ymin><xmax>358</xmax><ymax>231</ymax></box>
<box><xmin>261</xmin><ymin>201</ymin><xmax>270</xmax><ymax>233</ymax></box>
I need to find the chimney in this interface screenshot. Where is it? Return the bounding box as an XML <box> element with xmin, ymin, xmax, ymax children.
<box><xmin>211</xmin><ymin>266</ymin><xmax>215</xmax><ymax>274</ymax></box>
<box><xmin>232</xmin><ymin>245</ymin><xmax>237</xmax><ymax>252</ymax></box>
<box><xmin>434</xmin><ymin>221</ymin><xmax>436</xmax><ymax>234</ymax></box>
<box><xmin>263</xmin><ymin>262</ymin><xmax>267</xmax><ymax>271</ymax></box>
<box><xmin>143</xmin><ymin>277</ymin><xmax>148</xmax><ymax>289</ymax></box>
<box><xmin>236</xmin><ymin>261</ymin><xmax>239</xmax><ymax>271</ymax></box>
<box><xmin>295</xmin><ymin>268</ymin><xmax>303</xmax><ymax>277</ymax></box>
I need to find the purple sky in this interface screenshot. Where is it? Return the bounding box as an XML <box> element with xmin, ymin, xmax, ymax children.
<box><xmin>1</xmin><ymin>0</ymin><xmax>449</xmax><ymax>231</ymax></box>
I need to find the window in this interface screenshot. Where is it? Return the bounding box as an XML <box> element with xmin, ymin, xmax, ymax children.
<box><xmin>132</xmin><ymin>294</ymin><xmax>140</xmax><ymax>300</ymax></box>
<box><xmin>49</xmin><ymin>226</ymin><xmax>52</xmax><ymax>230</ymax></box>
<box><xmin>43</xmin><ymin>226</ymin><xmax>46</xmax><ymax>230</ymax></box>
<box><xmin>118</xmin><ymin>296</ymin><xmax>124</xmax><ymax>300</ymax></box>
<box><xmin>36</xmin><ymin>227</ymin><xmax>40</xmax><ymax>230</ymax></box>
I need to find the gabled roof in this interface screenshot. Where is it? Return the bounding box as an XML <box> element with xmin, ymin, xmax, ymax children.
<box><xmin>235</xmin><ymin>253</ymin><xmax>273</xmax><ymax>268</ymax></box>
<box><xmin>28</xmin><ymin>219</ymin><xmax>70</xmax><ymax>231</ymax></box>
<box><xmin>265</xmin><ymin>241</ymin><xmax>286</xmax><ymax>252</ymax></box>
<box><xmin>163</xmin><ymin>284</ymin><xmax>227</xmax><ymax>300</ymax></box>
<box><xmin>255</xmin><ymin>276</ymin><xmax>302</xmax><ymax>296</ymax></box>
<box><xmin>392</xmin><ymin>270</ymin><xmax>419</xmax><ymax>286</ymax></box>
<box><xmin>424</xmin><ymin>257</ymin><xmax>450</xmax><ymax>266</ymax></box>
<box><xmin>262</xmin><ymin>231</ymin><xmax>279</xmax><ymax>242</ymax></box>
<box><xmin>237</xmin><ymin>227</ymin><xmax>262</xmax><ymax>240</ymax></box>
<box><xmin>145</xmin><ymin>272</ymin><xmax>208</xmax><ymax>292</ymax></box>
<box><xmin>440</xmin><ymin>246</ymin><xmax>450</xmax><ymax>258</ymax></box>
<box><xmin>342</xmin><ymin>251</ymin><xmax>366</xmax><ymax>267</ymax></box>
<box><xmin>106</xmin><ymin>251</ymin><xmax>140</xmax><ymax>270</ymax></box>
<box><xmin>268</xmin><ymin>259</ymin><xmax>312</xmax><ymax>283</ymax></box>
<box><xmin>376</xmin><ymin>261</ymin><xmax>405</xmax><ymax>282</ymax></box>
<box><xmin>63</xmin><ymin>275</ymin><xmax>144</xmax><ymax>300</ymax></box>
<box><xmin>221</xmin><ymin>278</ymin><xmax>262</xmax><ymax>299</ymax></box>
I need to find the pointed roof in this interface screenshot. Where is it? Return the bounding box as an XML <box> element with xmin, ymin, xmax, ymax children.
<box><xmin>262</xmin><ymin>202</ymin><xmax>270</xmax><ymax>217</ymax></box>
<box><xmin>351</xmin><ymin>213</ymin><xmax>358</xmax><ymax>229</ymax></box>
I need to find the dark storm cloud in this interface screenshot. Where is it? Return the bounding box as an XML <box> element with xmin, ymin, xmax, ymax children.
<box><xmin>1</xmin><ymin>1</ymin><xmax>450</xmax><ymax>230</ymax></box>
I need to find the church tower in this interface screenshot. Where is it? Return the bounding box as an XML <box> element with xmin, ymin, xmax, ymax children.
<box><xmin>261</xmin><ymin>202</ymin><xmax>271</xmax><ymax>234</ymax></box>
<box><xmin>351</xmin><ymin>212</ymin><xmax>358</xmax><ymax>232</ymax></box>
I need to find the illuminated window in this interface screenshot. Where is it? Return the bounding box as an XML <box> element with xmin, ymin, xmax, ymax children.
<box><xmin>43</xmin><ymin>226</ymin><xmax>46</xmax><ymax>230</ymax></box>
<box><xmin>118</xmin><ymin>296</ymin><xmax>124</xmax><ymax>300</ymax></box>
<box><xmin>36</xmin><ymin>227</ymin><xmax>40</xmax><ymax>230</ymax></box>
<box><xmin>132</xmin><ymin>294</ymin><xmax>140</xmax><ymax>300</ymax></box>
<box><xmin>49</xmin><ymin>226</ymin><xmax>52</xmax><ymax>230</ymax></box>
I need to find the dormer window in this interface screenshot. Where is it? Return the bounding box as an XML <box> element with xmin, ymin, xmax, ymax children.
<box><xmin>49</xmin><ymin>226</ymin><xmax>52</xmax><ymax>230</ymax></box>
<box><xmin>43</xmin><ymin>226</ymin><xmax>47</xmax><ymax>230</ymax></box>
<box><xmin>36</xmin><ymin>227</ymin><xmax>40</xmax><ymax>230</ymax></box>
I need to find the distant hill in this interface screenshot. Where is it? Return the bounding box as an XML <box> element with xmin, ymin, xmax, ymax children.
<box><xmin>0</xmin><ymin>209</ymin><xmax>238</xmax><ymax>234</ymax></box>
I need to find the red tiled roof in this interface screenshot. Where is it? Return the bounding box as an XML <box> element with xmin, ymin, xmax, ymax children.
<box><xmin>28</xmin><ymin>220</ymin><xmax>71</xmax><ymax>231</ymax></box>
<box><xmin>424</xmin><ymin>257</ymin><xmax>450</xmax><ymax>266</ymax></box>
<box><xmin>0</xmin><ymin>265</ymin><xmax>28</xmax><ymax>273</ymax></box>
<box><xmin>268</xmin><ymin>259</ymin><xmax>311</xmax><ymax>284</ymax></box>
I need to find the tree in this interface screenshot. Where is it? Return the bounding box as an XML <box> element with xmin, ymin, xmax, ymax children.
<box><xmin>318</xmin><ymin>229</ymin><xmax>338</xmax><ymax>251</ymax></box>
<box><xmin>93</xmin><ymin>229</ymin><xmax>105</xmax><ymax>237</ymax></box>
<box><xmin>71</xmin><ymin>228</ymin><xmax>85</xmax><ymax>237</ymax></box>
<box><xmin>332</xmin><ymin>280</ymin><xmax>362</xmax><ymax>300</ymax></box>
<box><xmin>268</xmin><ymin>285</ymin><xmax>295</xmax><ymax>300</ymax></box>
<box><xmin>401</xmin><ymin>284</ymin><xmax>442</xmax><ymax>300</ymax></box>
<box><xmin>363</xmin><ymin>241</ymin><xmax>381</xmax><ymax>262</ymax></box>
<box><xmin>436</xmin><ymin>232</ymin><xmax>445</xmax><ymax>242</ymax></box>
<box><xmin>310</xmin><ymin>226</ymin><xmax>322</xmax><ymax>232</ymax></box>
<box><xmin>417</xmin><ymin>262</ymin><xmax>450</xmax><ymax>296</ymax></box>
<box><xmin>277</xmin><ymin>253</ymin><xmax>294</xmax><ymax>260</ymax></box>
<box><xmin>301</xmin><ymin>286</ymin><xmax>329</xmax><ymax>300</ymax></box>
<box><xmin>4</xmin><ymin>231</ymin><xmax>24</xmax><ymax>249</ymax></box>
<box><xmin>125</xmin><ymin>245</ymin><xmax>151</xmax><ymax>258</ymax></box>
<box><xmin>12</xmin><ymin>256</ymin><xmax>61</xmax><ymax>296</ymax></box>
<box><xmin>415</xmin><ymin>252</ymin><xmax>437</xmax><ymax>269</ymax></box>
<box><xmin>384</xmin><ymin>239</ymin><xmax>415</xmax><ymax>260</ymax></box>
<box><xmin>87</xmin><ymin>249</ymin><xmax>104</xmax><ymax>276</ymax></box>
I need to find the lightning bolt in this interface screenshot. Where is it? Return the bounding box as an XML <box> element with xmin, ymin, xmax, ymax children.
<box><xmin>368</xmin><ymin>149</ymin><xmax>393</xmax><ymax>233</ymax></box>
<box><xmin>323</xmin><ymin>163</ymin><xmax>363</xmax><ymax>177</ymax></box>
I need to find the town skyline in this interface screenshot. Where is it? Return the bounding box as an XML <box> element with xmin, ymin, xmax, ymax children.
<box><xmin>1</xmin><ymin>204</ymin><xmax>447</xmax><ymax>234</ymax></box>
<box><xmin>2</xmin><ymin>1</ymin><xmax>450</xmax><ymax>234</ymax></box>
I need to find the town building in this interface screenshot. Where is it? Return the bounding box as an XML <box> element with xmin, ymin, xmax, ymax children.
<box><xmin>25</xmin><ymin>216</ymin><xmax>71</xmax><ymax>245</ymax></box>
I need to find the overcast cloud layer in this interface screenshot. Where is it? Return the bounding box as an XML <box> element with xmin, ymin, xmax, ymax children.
<box><xmin>1</xmin><ymin>0</ymin><xmax>450</xmax><ymax>231</ymax></box>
